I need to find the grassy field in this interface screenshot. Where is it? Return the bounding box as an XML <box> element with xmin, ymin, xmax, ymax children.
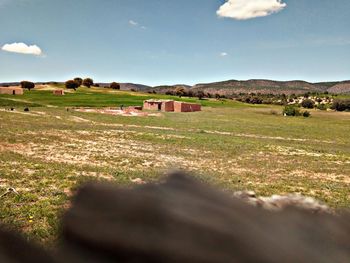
<box><xmin>0</xmin><ymin>86</ymin><xmax>349</xmax><ymax>244</ymax></box>
<box><xmin>0</xmin><ymin>86</ymin><xmax>240</xmax><ymax>108</ymax></box>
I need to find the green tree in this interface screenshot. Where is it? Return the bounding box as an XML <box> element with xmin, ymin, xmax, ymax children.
<box><xmin>110</xmin><ymin>82</ymin><xmax>121</xmax><ymax>90</ymax></box>
<box><xmin>175</xmin><ymin>87</ymin><xmax>185</xmax><ymax>97</ymax></box>
<box><xmin>283</xmin><ymin>105</ymin><xmax>301</xmax><ymax>116</ymax></box>
<box><xmin>301</xmin><ymin>99</ymin><xmax>315</xmax><ymax>109</ymax></box>
<box><xmin>74</xmin><ymin>78</ymin><xmax>83</xmax><ymax>87</ymax></box>
<box><xmin>20</xmin><ymin>81</ymin><xmax>35</xmax><ymax>91</ymax></box>
<box><xmin>83</xmin><ymin>78</ymin><xmax>94</xmax><ymax>88</ymax></box>
<box><xmin>331</xmin><ymin>99</ymin><xmax>350</xmax><ymax>111</ymax></box>
<box><xmin>196</xmin><ymin>91</ymin><xmax>205</xmax><ymax>100</ymax></box>
<box><xmin>65</xmin><ymin>80</ymin><xmax>79</xmax><ymax>91</ymax></box>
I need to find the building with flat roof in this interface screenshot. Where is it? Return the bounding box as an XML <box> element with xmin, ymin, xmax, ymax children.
<box><xmin>143</xmin><ymin>100</ymin><xmax>201</xmax><ymax>112</ymax></box>
<box><xmin>53</xmin><ymin>90</ymin><xmax>65</xmax><ymax>96</ymax></box>
<box><xmin>0</xmin><ymin>87</ymin><xmax>24</xmax><ymax>95</ymax></box>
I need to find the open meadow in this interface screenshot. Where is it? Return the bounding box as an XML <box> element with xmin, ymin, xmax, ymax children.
<box><xmin>0</xmin><ymin>86</ymin><xmax>349</xmax><ymax>244</ymax></box>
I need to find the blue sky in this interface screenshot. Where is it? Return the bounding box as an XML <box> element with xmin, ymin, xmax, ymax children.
<box><xmin>0</xmin><ymin>0</ymin><xmax>349</xmax><ymax>85</ymax></box>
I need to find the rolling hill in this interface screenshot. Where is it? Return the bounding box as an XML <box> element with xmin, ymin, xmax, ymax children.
<box><xmin>1</xmin><ymin>79</ymin><xmax>350</xmax><ymax>94</ymax></box>
<box><xmin>191</xmin><ymin>79</ymin><xmax>350</xmax><ymax>95</ymax></box>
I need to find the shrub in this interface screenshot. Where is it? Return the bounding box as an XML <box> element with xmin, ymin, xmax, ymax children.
<box><xmin>283</xmin><ymin>105</ymin><xmax>301</xmax><ymax>116</ymax></box>
<box><xmin>20</xmin><ymin>81</ymin><xmax>35</xmax><ymax>91</ymax></box>
<box><xmin>74</xmin><ymin>78</ymin><xmax>83</xmax><ymax>87</ymax></box>
<box><xmin>83</xmin><ymin>78</ymin><xmax>94</xmax><ymax>88</ymax></box>
<box><xmin>303</xmin><ymin>111</ymin><xmax>311</xmax><ymax>117</ymax></box>
<box><xmin>165</xmin><ymin>91</ymin><xmax>174</xmax><ymax>96</ymax></box>
<box><xmin>110</xmin><ymin>82</ymin><xmax>120</xmax><ymax>90</ymax></box>
<box><xmin>317</xmin><ymin>104</ymin><xmax>327</xmax><ymax>111</ymax></box>
<box><xmin>196</xmin><ymin>91</ymin><xmax>205</xmax><ymax>100</ymax></box>
<box><xmin>65</xmin><ymin>80</ymin><xmax>79</xmax><ymax>90</ymax></box>
<box><xmin>175</xmin><ymin>87</ymin><xmax>185</xmax><ymax>97</ymax></box>
<box><xmin>250</xmin><ymin>97</ymin><xmax>263</xmax><ymax>104</ymax></box>
<box><xmin>331</xmin><ymin>99</ymin><xmax>350</xmax><ymax>111</ymax></box>
<box><xmin>301</xmin><ymin>99</ymin><xmax>315</xmax><ymax>109</ymax></box>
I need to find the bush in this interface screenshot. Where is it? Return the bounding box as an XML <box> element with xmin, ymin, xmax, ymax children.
<box><xmin>175</xmin><ymin>87</ymin><xmax>186</xmax><ymax>97</ymax></box>
<box><xmin>331</xmin><ymin>99</ymin><xmax>350</xmax><ymax>111</ymax></box>
<box><xmin>110</xmin><ymin>82</ymin><xmax>120</xmax><ymax>90</ymax></box>
<box><xmin>283</xmin><ymin>105</ymin><xmax>301</xmax><ymax>116</ymax></box>
<box><xmin>196</xmin><ymin>91</ymin><xmax>205</xmax><ymax>100</ymax></box>
<box><xmin>250</xmin><ymin>97</ymin><xmax>263</xmax><ymax>104</ymax></box>
<box><xmin>65</xmin><ymin>80</ymin><xmax>79</xmax><ymax>90</ymax></box>
<box><xmin>83</xmin><ymin>78</ymin><xmax>94</xmax><ymax>88</ymax></box>
<box><xmin>317</xmin><ymin>104</ymin><xmax>327</xmax><ymax>111</ymax></box>
<box><xmin>303</xmin><ymin>111</ymin><xmax>311</xmax><ymax>117</ymax></box>
<box><xmin>301</xmin><ymin>99</ymin><xmax>315</xmax><ymax>109</ymax></box>
<box><xmin>20</xmin><ymin>81</ymin><xmax>35</xmax><ymax>91</ymax></box>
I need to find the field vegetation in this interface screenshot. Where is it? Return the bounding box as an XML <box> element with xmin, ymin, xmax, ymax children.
<box><xmin>0</xmin><ymin>84</ymin><xmax>349</xmax><ymax>244</ymax></box>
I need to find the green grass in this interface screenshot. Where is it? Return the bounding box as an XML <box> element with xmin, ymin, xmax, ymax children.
<box><xmin>0</xmin><ymin>86</ymin><xmax>349</xmax><ymax>245</ymax></box>
<box><xmin>0</xmin><ymin>86</ymin><xmax>251</xmax><ymax>108</ymax></box>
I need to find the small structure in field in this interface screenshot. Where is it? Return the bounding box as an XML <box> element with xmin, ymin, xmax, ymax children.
<box><xmin>143</xmin><ymin>100</ymin><xmax>175</xmax><ymax>112</ymax></box>
<box><xmin>174</xmin><ymin>101</ymin><xmax>201</xmax><ymax>112</ymax></box>
<box><xmin>0</xmin><ymin>87</ymin><xmax>23</xmax><ymax>95</ymax></box>
<box><xmin>143</xmin><ymin>99</ymin><xmax>201</xmax><ymax>113</ymax></box>
<box><xmin>53</xmin><ymin>90</ymin><xmax>65</xmax><ymax>96</ymax></box>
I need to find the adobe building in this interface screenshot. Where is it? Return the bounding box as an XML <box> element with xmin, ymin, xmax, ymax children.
<box><xmin>143</xmin><ymin>100</ymin><xmax>175</xmax><ymax>112</ymax></box>
<box><xmin>0</xmin><ymin>87</ymin><xmax>24</xmax><ymax>95</ymax></box>
<box><xmin>53</xmin><ymin>90</ymin><xmax>65</xmax><ymax>96</ymax></box>
<box><xmin>143</xmin><ymin>99</ymin><xmax>201</xmax><ymax>113</ymax></box>
<box><xmin>174</xmin><ymin>101</ymin><xmax>201</xmax><ymax>112</ymax></box>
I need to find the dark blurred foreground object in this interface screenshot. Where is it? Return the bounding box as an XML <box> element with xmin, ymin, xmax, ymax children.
<box><xmin>1</xmin><ymin>172</ymin><xmax>350</xmax><ymax>263</ymax></box>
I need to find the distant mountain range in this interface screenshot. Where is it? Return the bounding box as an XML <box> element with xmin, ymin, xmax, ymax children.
<box><xmin>190</xmin><ymin>79</ymin><xmax>350</xmax><ymax>95</ymax></box>
<box><xmin>1</xmin><ymin>79</ymin><xmax>350</xmax><ymax>94</ymax></box>
<box><xmin>121</xmin><ymin>79</ymin><xmax>350</xmax><ymax>95</ymax></box>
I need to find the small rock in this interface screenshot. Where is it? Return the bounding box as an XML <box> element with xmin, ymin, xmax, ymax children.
<box><xmin>130</xmin><ymin>178</ymin><xmax>146</xmax><ymax>185</ymax></box>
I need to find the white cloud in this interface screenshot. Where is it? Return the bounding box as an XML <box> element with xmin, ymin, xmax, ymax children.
<box><xmin>129</xmin><ymin>20</ymin><xmax>139</xmax><ymax>26</ymax></box>
<box><xmin>217</xmin><ymin>0</ymin><xmax>287</xmax><ymax>20</ymax></box>
<box><xmin>220</xmin><ymin>52</ymin><xmax>228</xmax><ymax>57</ymax></box>
<box><xmin>129</xmin><ymin>20</ymin><xmax>147</xmax><ymax>30</ymax></box>
<box><xmin>1</xmin><ymin>42</ymin><xmax>42</xmax><ymax>56</ymax></box>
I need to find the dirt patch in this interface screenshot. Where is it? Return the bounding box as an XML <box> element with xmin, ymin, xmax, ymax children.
<box><xmin>1</xmin><ymin>129</ymin><xmax>252</xmax><ymax>176</ymax></box>
<box><xmin>75</xmin><ymin>108</ymin><xmax>162</xmax><ymax>117</ymax></box>
<box><xmin>290</xmin><ymin>170</ymin><xmax>350</xmax><ymax>184</ymax></box>
<box><xmin>267</xmin><ymin>145</ymin><xmax>338</xmax><ymax>158</ymax></box>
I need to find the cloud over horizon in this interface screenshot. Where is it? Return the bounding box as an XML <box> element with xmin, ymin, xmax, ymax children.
<box><xmin>217</xmin><ymin>0</ymin><xmax>287</xmax><ymax>20</ymax></box>
<box><xmin>129</xmin><ymin>20</ymin><xmax>138</xmax><ymax>26</ymax></box>
<box><xmin>1</xmin><ymin>42</ymin><xmax>43</xmax><ymax>56</ymax></box>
